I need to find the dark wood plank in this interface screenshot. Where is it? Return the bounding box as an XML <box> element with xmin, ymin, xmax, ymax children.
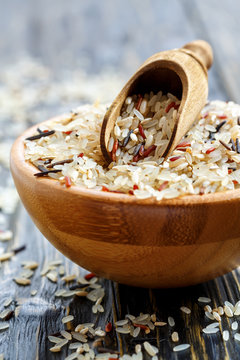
<box><xmin>182</xmin><ymin>0</ymin><xmax>240</xmax><ymax>102</ymax></box>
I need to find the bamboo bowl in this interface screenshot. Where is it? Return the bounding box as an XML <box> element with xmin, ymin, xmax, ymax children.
<box><xmin>10</xmin><ymin>118</ymin><xmax>240</xmax><ymax>288</ymax></box>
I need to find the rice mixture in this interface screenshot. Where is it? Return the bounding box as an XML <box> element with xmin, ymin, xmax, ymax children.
<box><xmin>24</xmin><ymin>99</ymin><xmax>240</xmax><ymax>200</ymax></box>
<box><xmin>108</xmin><ymin>92</ymin><xmax>180</xmax><ymax>162</ymax></box>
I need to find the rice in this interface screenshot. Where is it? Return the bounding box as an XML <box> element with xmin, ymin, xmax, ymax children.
<box><xmin>154</xmin><ymin>321</ymin><xmax>167</xmax><ymax>326</ymax></box>
<box><xmin>108</xmin><ymin>92</ymin><xmax>180</xmax><ymax>162</ymax></box>
<box><xmin>143</xmin><ymin>342</ymin><xmax>158</xmax><ymax>356</ymax></box>
<box><xmin>24</xmin><ymin>100</ymin><xmax>240</xmax><ymax>200</ymax></box>
<box><xmin>0</xmin><ymin>252</ymin><xmax>14</xmax><ymax>262</ymax></box>
<box><xmin>62</xmin><ymin>315</ymin><xmax>74</xmax><ymax>324</ymax></box>
<box><xmin>180</xmin><ymin>306</ymin><xmax>191</xmax><ymax>314</ymax></box>
<box><xmin>116</xmin><ymin>327</ymin><xmax>130</xmax><ymax>334</ymax></box>
<box><xmin>49</xmin><ymin>346</ymin><xmax>61</xmax><ymax>353</ymax></box>
<box><xmin>14</xmin><ymin>277</ymin><xmax>31</xmax><ymax>286</ymax></box>
<box><xmin>223</xmin><ymin>330</ymin><xmax>229</xmax><ymax>341</ymax></box>
<box><xmin>212</xmin><ymin>311</ymin><xmax>221</xmax><ymax>322</ymax></box>
<box><xmin>0</xmin><ymin>323</ymin><xmax>9</xmax><ymax>331</ymax></box>
<box><xmin>4</xmin><ymin>298</ymin><xmax>13</xmax><ymax>308</ymax></box>
<box><xmin>198</xmin><ymin>297</ymin><xmax>211</xmax><ymax>304</ymax></box>
<box><xmin>205</xmin><ymin>312</ymin><xmax>215</xmax><ymax>320</ymax></box>
<box><xmin>48</xmin><ymin>335</ymin><xmax>63</xmax><ymax>344</ymax></box>
<box><xmin>224</xmin><ymin>305</ymin><xmax>233</xmax><ymax>317</ymax></box>
<box><xmin>202</xmin><ymin>327</ymin><xmax>219</xmax><ymax>334</ymax></box>
<box><xmin>173</xmin><ymin>344</ymin><xmax>190</xmax><ymax>352</ymax></box>
<box><xmin>234</xmin><ymin>333</ymin><xmax>240</xmax><ymax>341</ymax></box>
<box><xmin>0</xmin><ymin>230</ymin><xmax>12</xmax><ymax>241</ymax></box>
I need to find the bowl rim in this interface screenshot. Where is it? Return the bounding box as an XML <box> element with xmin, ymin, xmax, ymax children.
<box><xmin>11</xmin><ymin>115</ymin><xmax>240</xmax><ymax>207</ymax></box>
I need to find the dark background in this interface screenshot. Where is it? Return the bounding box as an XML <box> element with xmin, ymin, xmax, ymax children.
<box><xmin>1</xmin><ymin>0</ymin><xmax>240</xmax><ymax>101</ymax></box>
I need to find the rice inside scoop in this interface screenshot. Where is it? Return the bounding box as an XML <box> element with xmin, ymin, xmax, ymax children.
<box><xmin>108</xmin><ymin>92</ymin><xmax>180</xmax><ymax>162</ymax></box>
<box><xmin>24</xmin><ymin>100</ymin><xmax>240</xmax><ymax>200</ymax></box>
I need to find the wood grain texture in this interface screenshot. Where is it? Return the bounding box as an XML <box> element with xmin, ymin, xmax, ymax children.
<box><xmin>2</xmin><ymin>0</ymin><xmax>240</xmax><ymax>359</ymax></box>
<box><xmin>100</xmin><ymin>40</ymin><xmax>212</xmax><ymax>163</ymax></box>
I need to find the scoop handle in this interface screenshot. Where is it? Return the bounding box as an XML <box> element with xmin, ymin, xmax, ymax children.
<box><xmin>182</xmin><ymin>40</ymin><xmax>213</xmax><ymax>70</ymax></box>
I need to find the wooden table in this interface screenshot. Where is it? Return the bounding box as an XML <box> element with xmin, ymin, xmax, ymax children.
<box><xmin>1</xmin><ymin>1</ymin><xmax>240</xmax><ymax>359</ymax></box>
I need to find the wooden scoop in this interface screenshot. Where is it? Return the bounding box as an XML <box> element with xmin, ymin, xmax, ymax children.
<box><xmin>100</xmin><ymin>40</ymin><xmax>213</xmax><ymax>163</ymax></box>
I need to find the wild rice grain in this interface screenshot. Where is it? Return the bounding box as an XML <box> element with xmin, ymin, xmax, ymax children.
<box><xmin>0</xmin><ymin>309</ymin><xmax>13</xmax><ymax>320</ymax></box>
<box><xmin>231</xmin><ymin>138</ymin><xmax>236</xmax><ymax>151</ymax></box>
<box><xmin>25</xmin><ymin>130</ymin><xmax>55</xmax><ymax>141</ymax></box>
<box><xmin>219</xmin><ymin>140</ymin><xmax>231</xmax><ymax>151</ymax></box>
<box><xmin>198</xmin><ymin>297</ymin><xmax>211</xmax><ymax>304</ymax></box>
<box><xmin>236</xmin><ymin>138</ymin><xmax>240</xmax><ymax>154</ymax></box>
<box><xmin>168</xmin><ymin>316</ymin><xmax>175</xmax><ymax>327</ymax></box>
<box><xmin>180</xmin><ymin>306</ymin><xmax>191</xmax><ymax>314</ymax></box>
<box><xmin>215</xmin><ymin>120</ymin><xmax>226</xmax><ymax>132</ymax></box>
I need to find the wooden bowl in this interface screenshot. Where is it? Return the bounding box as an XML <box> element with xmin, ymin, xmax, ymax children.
<box><xmin>10</xmin><ymin>117</ymin><xmax>240</xmax><ymax>288</ymax></box>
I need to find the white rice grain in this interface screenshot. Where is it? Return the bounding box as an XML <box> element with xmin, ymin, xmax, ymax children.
<box><xmin>234</xmin><ymin>333</ymin><xmax>240</xmax><ymax>342</ymax></box>
<box><xmin>171</xmin><ymin>332</ymin><xmax>179</xmax><ymax>342</ymax></box>
<box><xmin>143</xmin><ymin>342</ymin><xmax>158</xmax><ymax>356</ymax></box>
<box><xmin>0</xmin><ymin>323</ymin><xmax>9</xmax><ymax>331</ymax></box>
<box><xmin>202</xmin><ymin>327</ymin><xmax>219</xmax><ymax>334</ymax></box>
<box><xmin>173</xmin><ymin>344</ymin><xmax>190</xmax><ymax>352</ymax></box>
<box><xmin>180</xmin><ymin>306</ymin><xmax>191</xmax><ymax>315</ymax></box>
<box><xmin>62</xmin><ymin>315</ymin><xmax>74</xmax><ymax>324</ymax></box>
<box><xmin>168</xmin><ymin>316</ymin><xmax>175</xmax><ymax>327</ymax></box>
<box><xmin>198</xmin><ymin>297</ymin><xmax>211</xmax><ymax>304</ymax></box>
<box><xmin>232</xmin><ymin>321</ymin><xmax>238</xmax><ymax>331</ymax></box>
<box><xmin>223</xmin><ymin>330</ymin><xmax>229</xmax><ymax>341</ymax></box>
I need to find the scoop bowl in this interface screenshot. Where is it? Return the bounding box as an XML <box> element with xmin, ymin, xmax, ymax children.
<box><xmin>10</xmin><ymin>118</ymin><xmax>240</xmax><ymax>288</ymax></box>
